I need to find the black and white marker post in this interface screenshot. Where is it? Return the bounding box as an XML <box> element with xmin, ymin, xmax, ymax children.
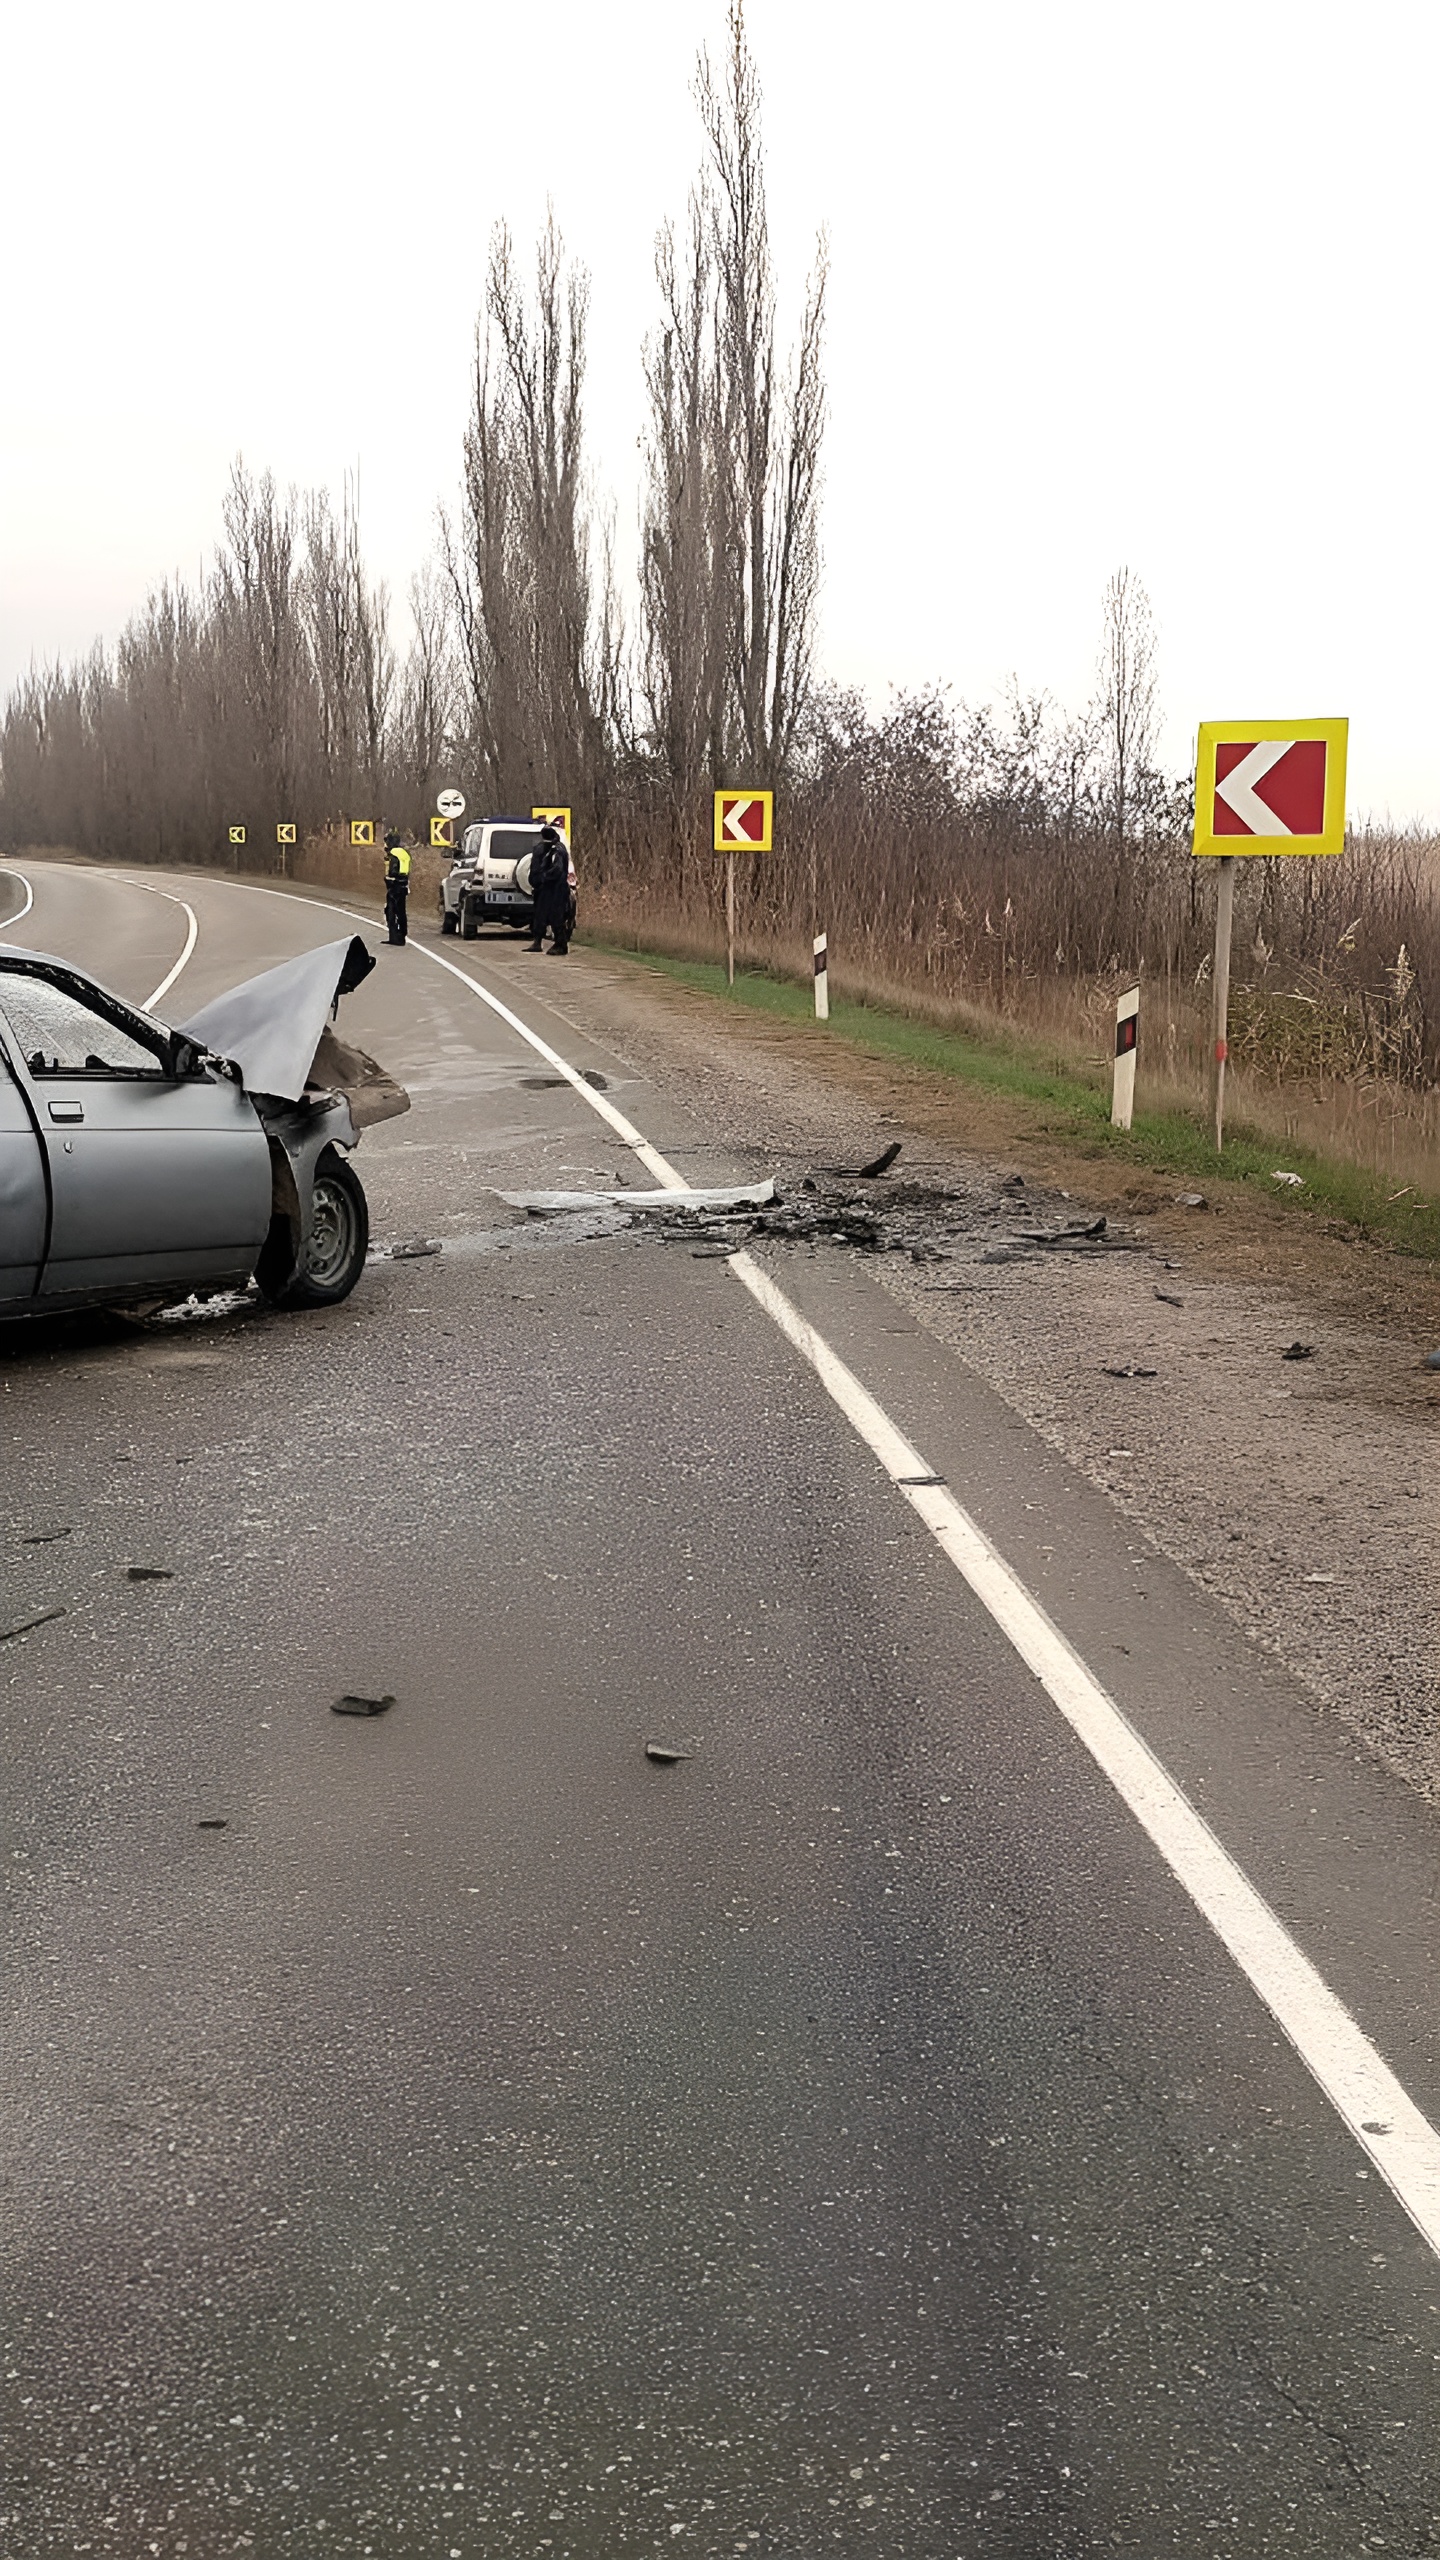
<box><xmin>1112</xmin><ymin>984</ymin><xmax>1139</xmax><ymax>1130</ymax></box>
<box><xmin>813</xmin><ymin>931</ymin><xmax>829</xmax><ymax>1021</ymax></box>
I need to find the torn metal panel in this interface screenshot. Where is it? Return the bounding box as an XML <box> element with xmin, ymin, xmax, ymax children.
<box><xmin>176</xmin><ymin>936</ymin><xmax>378</xmax><ymax>1102</ymax></box>
<box><xmin>308</xmin><ymin>1024</ymin><xmax>410</xmax><ymax>1130</ymax></box>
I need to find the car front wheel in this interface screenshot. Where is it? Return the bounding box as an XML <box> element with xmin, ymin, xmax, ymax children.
<box><xmin>261</xmin><ymin>1149</ymin><xmax>369</xmax><ymax>1309</ymax></box>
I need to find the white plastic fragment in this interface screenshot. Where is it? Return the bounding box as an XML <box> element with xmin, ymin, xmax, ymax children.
<box><xmin>497</xmin><ymin>1180</ymin><xmax>775</xmax><ymax>1216</ymax></box>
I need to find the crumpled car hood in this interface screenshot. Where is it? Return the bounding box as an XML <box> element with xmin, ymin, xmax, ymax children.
<box><xmin>176</xmin><ymin>936</ymin><xmax>377</xmax><ymax>1102</ymax></box>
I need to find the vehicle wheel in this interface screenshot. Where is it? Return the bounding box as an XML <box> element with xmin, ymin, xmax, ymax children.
<box><xmin>267</xmin><ymin>1150</ymin><xmax>369</xmax><ymax>1309</ymax></box>
<box><xmin>459</xmin><ymin>898</ymin><xmax>479</xmax><ymax>940</ymax></box>
<box><xmin>440</xmin><ymin>906</ymin><xmax>458</xmax><ymax>935</ymax></box>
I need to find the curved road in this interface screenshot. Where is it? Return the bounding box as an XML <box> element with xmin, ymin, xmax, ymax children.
<box><xmin>3</xmin><ymin>859</ymin><xmax>1440</xmax><ymax>2558</ymax></box>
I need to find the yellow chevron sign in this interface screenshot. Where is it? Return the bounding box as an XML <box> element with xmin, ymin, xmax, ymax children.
<box><xmin>228</xmin><ymin>825</ymin><xmax>245</xmax><ymax>846</ymax></box>
<box><xmin>532</xmin><ymin>805</ymin><xmax>572</xmax><ymax>839</ymax></box>
<box><xmin>350</xmin><ymin>820</ymin><xmax>375</xmax><ymax>848</ymax></box>
<box><xmin>277</xmin><ymin>822</ymin><xmax>297</xmax><ymax>846</ymax></box>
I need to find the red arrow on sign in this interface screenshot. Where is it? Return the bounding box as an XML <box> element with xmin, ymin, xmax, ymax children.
<box><xmin>1213</xmin><ymin>739</ymin><xmax>1328</xmax><ymax>837</ymax></box>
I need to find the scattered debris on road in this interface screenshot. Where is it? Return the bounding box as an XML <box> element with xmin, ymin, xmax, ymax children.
<box><xmin>644</xmin><ymin>1742</ymin><xmax>691</xmax><ymax>1765</ymax></box>
<box><xmin>125</xmin><ymin>1565</ymin><xmax>174</xmax><ymax>1582</ymax></box>
<box><xmin>22</xmin><ymin>1524</ymin><xmax>73</xmax><ymax>1544</ymax></box>
<box><xmin>1280</xmin><ymin>1342</ymin><xmax>1316</xmax><ymax>1362</ymax></box>
<box><xmin>1101</xmin><ymin>1364</ymin><xmax>1158</xmax><ymax>1380</ymax></box>
<box><xmin>197</xmin><ymin>1818</ymin><xmax>228</xmax><ymax>1830</ymax></box>
<box><xmin>331</xmin><ymin>1692</ymin><xmax>395</xmax><ymax>1717</ymax></box>
<box><xmin>1271</xmin><ymin>1170</ymin><xmax>1305</xmax><ymax>1188</ymax></box>
<box><xmin>1174</xmin><ymin>1192</ymin><xmax>1208</xmax><ymax>1209</ymax></box>
<box><xmin>391</xmin><ymin>1237</ymin><xmax>443</xmax><ymax>1260</ymax></box>
<box><xmin>1154</xmin><ymin>1288</ymin><xmax>1184</xmax><ymax>1307</ymax></box>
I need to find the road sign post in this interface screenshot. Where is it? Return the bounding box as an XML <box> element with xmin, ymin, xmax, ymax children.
<box><xmin>814</xmin><ymin>932</ymin><xmax>829</xmax><ymax>1022</ymax></box>
<box><xmin>713</xmin><ymin>792</ymin><xmax>773</xmax><ymax>988</ymax></box>
<box><xmin>1193</xmin><ymin>719</ymin><xmax>1347</xmax><ymax>1149</ymax></box>
<box><xmin>1112</xmin><ymin>985</ymin><xmax>1139</xmax><ymax>1130</ymax></box>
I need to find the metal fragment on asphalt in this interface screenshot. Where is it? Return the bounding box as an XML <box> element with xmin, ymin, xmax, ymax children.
<box><xmin>126</xmin><ymin>1566</ymin><xmax>174</xmax><ymax>1581</ymax></box>
<box><xmin>644</xmin><ymin>1742</ymin><xmax>691</xmax><ymax>1765</ymax></box>
<box><xmin>332</xmin><ymin>1692</ymin><xmax>396</xmax><ymax>1717</ymax></box>
<box><xmin>0</xmin><ymin>1606</ymin><xmax>66</xmax><ymax>1642</ymax></box>
<box><xmin>821</xmin><ymin>1141</ymin><xmax>902</xmax><ymax>1178</ymax></box>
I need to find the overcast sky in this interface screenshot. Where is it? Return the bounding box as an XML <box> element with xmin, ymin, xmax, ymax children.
<box><xmin>3</xmin><ymin>0</ymin><xmax>1436</xmax><ymax>818</ymax></box>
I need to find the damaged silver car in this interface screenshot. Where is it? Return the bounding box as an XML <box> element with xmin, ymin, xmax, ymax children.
<box><xmin>0</xmin><ymin>935</ymin><xmax>407</xmax><ymax>1321</ymax></box>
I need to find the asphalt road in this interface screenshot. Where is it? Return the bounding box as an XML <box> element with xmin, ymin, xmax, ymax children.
<box><xmin>3</xmin><ymin>859</ymin><xmax>1440</xmax><ymax>2560</ymax></box>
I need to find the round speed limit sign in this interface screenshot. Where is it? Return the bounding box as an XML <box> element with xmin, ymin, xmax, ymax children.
<box><xmin>436</xmin><ymin>788</ymin><xmax>466</xmax><ymax>821</ymax></box>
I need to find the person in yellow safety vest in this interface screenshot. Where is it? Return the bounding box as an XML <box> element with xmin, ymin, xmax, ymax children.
<box><xmin>383</xmin><ymin>832</ymin><xmax>411</xmax><ymax>945</ymax></box>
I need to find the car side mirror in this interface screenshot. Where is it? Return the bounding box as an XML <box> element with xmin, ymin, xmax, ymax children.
<box><xmin>168</xmin><ymin>1036</ymin><xmax>204</xmax><ymax>1077</ymax></box>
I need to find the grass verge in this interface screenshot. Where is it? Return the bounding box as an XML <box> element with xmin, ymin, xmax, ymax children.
<box><xmin>584</xmin><ymin>938</ymin><xmax>1440</xmax><ymax>1262</ymax></box>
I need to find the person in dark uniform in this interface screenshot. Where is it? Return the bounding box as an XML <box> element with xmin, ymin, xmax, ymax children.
<box><xmin>526</xmin><ymin>825</ymin><xmax>571</xmax><ymax>955</ymax></box>
<box><xmin>383</xmin><ymin>832</ymin><xmax>411</xmax><ymax>945</ymax></box>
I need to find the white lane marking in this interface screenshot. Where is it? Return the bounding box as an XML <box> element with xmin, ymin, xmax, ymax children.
<box><xmin>198</xmin><ymin>877</ymin><xmax>685</xmax><ymax>1185</ymax></box>
<box><xmin>0</xmin><ymin>862</ymin><xmax>197</xmax><ymax>1008</ymax></box>
<box><xmin>160</xmin><ymin>870</ymin><xmax>1440</xmax><ymax>2254</ymax></box>
<box><xmin>0</xmin><ymin>867</ymin><xmax>34</xmax><ymax>930</ymax></box>
<box><xmin>727</xmin><ymin>1248</ymin><xmax>1440</xmax><ymax>2257</ymax></box>
<box><xmin>104</xmin><ymin>875</ymin><xmax>200</xmax><ymax>1010</ymax></box>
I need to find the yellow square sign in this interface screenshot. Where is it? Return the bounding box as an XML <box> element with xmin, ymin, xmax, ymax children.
<box><xmin>532</xmin><ymin>805</ymin><xmax>572</xmax><ymax>839</ymax></box>
<box><xmin>277</xmin><ymin>822</ymin><xmax>297</xmax><ymax>846</ymax></box>
<box><xmin>714</xmin><ymin>789</ymin><xmax>772</xmax><ymax>852</ymax></box>
<box><xmin>350</xmin><ymin>820</ymin><xmax>375</xmax><ymax>848</ymax></box>
<box><xmin>430</xmin><ymin>817</ymin><xmax>453</xmax><ymax>850</ymax></box>
<box><xmin>1193</xmin><ymin>719</ymin><xmax>1347</xmax><ymax>857</ymax></box>
<box><xmin>228</xmin><ymin>825</ymin><xmax>246</xmax><ymax>846</ymax></box>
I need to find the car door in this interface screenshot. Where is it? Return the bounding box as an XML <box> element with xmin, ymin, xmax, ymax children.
<box><xmin>0</xmin><ymin>964</ymin><xmax>273</xmax><ymax>1302</ymax></box>
<box><xmin>0</xmin><ymin>1020</ymin><xmax>47</xmax><ymax>1302</ymax></box>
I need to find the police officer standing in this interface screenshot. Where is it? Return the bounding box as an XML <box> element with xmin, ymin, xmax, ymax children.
<box><xmin>526</xmin><ymin>825</ymin><xmax>571</xmax><ymax>956</ymax></box>
<box><xmin>383</xmin><ymin>831</ymin><xmax>411</xmax><ymax>945</ymax></box>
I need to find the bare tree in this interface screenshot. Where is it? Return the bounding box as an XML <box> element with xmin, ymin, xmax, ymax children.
<box><xmin>395</xmin><ymin>564</ymin><xmax>456</xmax><ymax>810</ymax></box>
<box><xmin>445</xmin><ymin>214</ymin><xmax>621</xmax><ymax>820</ymax></box>
<box><xmin>642</xmin><ymin>0</ymin><xmax>827</xmax><ymax>790</ymax></box>
<box><xmin>1095</xmin><ymin>564</ymin><xmax>1158</xmax><ymax>947</ymax></box>
<box><xmin>640</xmin><ymin>194</ymin><xmax>730</xmax><ymax>798</ymax></box>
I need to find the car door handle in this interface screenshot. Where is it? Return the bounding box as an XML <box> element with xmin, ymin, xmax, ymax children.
<box><xmin>48</xmin><ymin>1100</ymin><xmax>84</xmax><ymax>1123</ymax></box>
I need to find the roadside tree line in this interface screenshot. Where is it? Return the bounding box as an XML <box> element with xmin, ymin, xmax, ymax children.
<box><xmin>3</xmin><ymin>1</ymin><xmax>1438</xmax><ymax>1085</ymax></box>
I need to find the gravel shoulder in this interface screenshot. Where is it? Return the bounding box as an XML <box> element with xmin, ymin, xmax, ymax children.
<box><xmin>553</xmin><ymin>946</ymin><xmax>1440</xmax><ymax>1807</ymax></box>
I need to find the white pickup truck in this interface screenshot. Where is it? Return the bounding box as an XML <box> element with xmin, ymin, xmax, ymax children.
<box><xmin>438</xmin><ymin>818</ymin><xmax>576</xmax><ymax>941</ymax></box>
